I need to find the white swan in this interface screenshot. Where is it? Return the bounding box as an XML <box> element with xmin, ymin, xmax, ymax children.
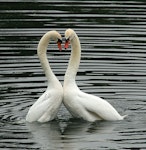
<box><xmin>63</xmin><ymin>28</ymin><xmax>126</xmax><ymax>122</ymax></box>
<box><xmin>26</xmin><ymin>31</ymin><xmax>63</xmax><ymax>123</ymax></box>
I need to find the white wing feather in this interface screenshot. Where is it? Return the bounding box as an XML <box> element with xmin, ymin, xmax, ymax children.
<box><xmin>26</xmin><ymin>89</ymin><xmax>62</xmax><ymax>122</ymax></box>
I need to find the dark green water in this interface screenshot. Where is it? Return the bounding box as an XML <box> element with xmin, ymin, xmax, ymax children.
<box><xmin>0</xmin><ymin>1</ymin><xmax>146</xmax><ymax>149</ymax></box>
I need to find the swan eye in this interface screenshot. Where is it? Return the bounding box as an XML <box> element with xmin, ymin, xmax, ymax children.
<box><xmin>65</xmin><ymin>38</ymin><xmax>70</xmax><ymax>42</ymax></box>
<box><xmin>57</xmin><ymin>39</ymin><xmax>62</xmax><ymax>43</ymax></box>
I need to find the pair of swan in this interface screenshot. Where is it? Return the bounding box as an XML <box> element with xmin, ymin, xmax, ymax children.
<box><xmin>26</xmin><ymin>29</ymin><xmax>126</xmax><ymax>123</ymax></box>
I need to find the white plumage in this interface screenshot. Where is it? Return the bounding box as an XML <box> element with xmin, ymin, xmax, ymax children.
<box><xmin>26</xmin><ymin>31</ymin><xmax>63</xmax><ymax>123</ymax></box>
<box><xmin>63</xmin><ymin>28</ymin><xmax>126</xmax><ymax>122</ymax></box>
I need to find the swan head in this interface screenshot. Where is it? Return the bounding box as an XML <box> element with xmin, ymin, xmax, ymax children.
<box><xmin>51</xmin><ymin>31</ymin><xmax>62</xmax><ymax>51</ymax></box>
<box><xmin>45</xmin><ymin>30</ymin><xmax>62</xmax><ymax>51</ymax></box>
<box><xmin>64</xmin><ymin>28</ymin><xmax>76</xmax><ymax>49</ymax></box>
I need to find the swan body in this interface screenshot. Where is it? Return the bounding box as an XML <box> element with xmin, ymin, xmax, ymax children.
<box><xmin>63</xmin><ymin>28</ymin><xmax>126</xmax><ymax>122</ymax></box>
<box><xmin>26</xmin><ymin>31</ymin><xmax>63</xmax><ymax>123</ymax></box>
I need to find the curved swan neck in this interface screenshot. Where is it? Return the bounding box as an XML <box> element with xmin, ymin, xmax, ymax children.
<box><xmin>64</xmin><ymin>33</ymin><xmax>81</xmax><ymax>84</ymax></box>
<box><xmin>37</xmin><ymin>31</ymin><xmax>58</xmax><ymax>84</ymax></box>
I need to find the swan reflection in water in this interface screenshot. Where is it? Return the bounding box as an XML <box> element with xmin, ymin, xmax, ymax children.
<box><xmin>26</xmin><ymin>118</ymin><xmax>117</xmax><ymax>150</ymax></box>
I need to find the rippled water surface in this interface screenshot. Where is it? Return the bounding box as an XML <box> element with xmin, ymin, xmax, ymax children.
<box><xmin>1</xmin><ymin>1</ymin><xmax>146</xmax><ymax>149</ymax></box>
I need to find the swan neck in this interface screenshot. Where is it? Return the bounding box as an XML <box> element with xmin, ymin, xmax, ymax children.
<box><xmin>65</xmin><ymin>34</ymin><xmax>81</xmax><ymax>84</ymax></box>
<box><xmin>37</xmin><ymin>32</ymin><xmax>58</xmax><ymax>84</ymax></box>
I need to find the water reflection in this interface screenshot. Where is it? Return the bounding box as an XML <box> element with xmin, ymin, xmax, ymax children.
<box><xmin>26</xmin><ymin>119</ymin><xmax>117</xmax><ymax>150</ymax></box>
<box><xmin>27</xmin><ymin>121</ymin><xmax>62</xmax><ymax>149</ymax></box>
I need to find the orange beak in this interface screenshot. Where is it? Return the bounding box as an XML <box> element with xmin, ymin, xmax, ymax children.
<box><xmin>64</xmin><ymin>39</ymin><xmax>70</xmax><ymax>49</ymax></box>
<box><xmin>57</xmin><ymin>39</ymin><xmax>62</xmax><ymax>51</ymax></box>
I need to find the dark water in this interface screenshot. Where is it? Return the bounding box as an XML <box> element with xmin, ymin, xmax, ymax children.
<box><xmin>1</xmin><ymin>1</ymin><xmax>146</xmax><ymax>149</ymax></box>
